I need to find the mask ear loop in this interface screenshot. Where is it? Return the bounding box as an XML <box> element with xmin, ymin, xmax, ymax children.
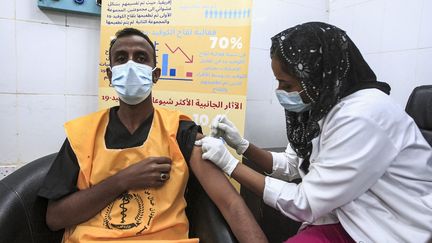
<box><xmin>151</xmin><ymin>66</ymin><xmax>157</xmax><ymax>82</ymax></box>
<box><xmin>108</xmin><ymin>65</ymin><xmax>113</xmax><ymax>87</ymax></box>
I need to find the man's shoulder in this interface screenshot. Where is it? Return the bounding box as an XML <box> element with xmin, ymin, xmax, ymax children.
<box><xmin>155</xmin><ymin>107</ymin><xmax>193</xmax><ymax>123</ymax></box>
<box><xmin>65</xmin><ymin>108</ymin><xmax>110</xmax><ymax>130</ymax></box>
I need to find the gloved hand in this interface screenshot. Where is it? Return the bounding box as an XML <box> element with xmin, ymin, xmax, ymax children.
<box><xmin>195</xmin><ymin>136</ymin><xmax>239</xmax><ymax>176</ymax></box>
<box><xmin>210</xmin><ymin>115</ymin><xmax>249</xmax><ymax>155</ymax></box>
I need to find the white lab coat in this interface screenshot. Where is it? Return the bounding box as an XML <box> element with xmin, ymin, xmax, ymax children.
<box><xmin>263</xmin><ymin>89</ymin><xmax>432</xmax><ymax>243</ymax></box>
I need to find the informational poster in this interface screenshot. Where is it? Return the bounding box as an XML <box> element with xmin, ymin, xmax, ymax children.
<box><xmin>98</xmin><ymin>1</ymin><xmax>252</xmax><ymax>158</ymax></box>
<box><xmin>99</xmin><ymin>0</ymin><xmax>251</xmax><ymax>133</ymax></box>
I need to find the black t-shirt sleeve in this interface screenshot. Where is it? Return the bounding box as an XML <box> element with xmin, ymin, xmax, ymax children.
<box><xmin>176</xmin><ymin>120</ymin><xmax>202</xmax><ymax>163</ymax></box>
<box><xmin>38</xmin><ymin>139</ymin><xmax>80</xmax><ymax>200</ymax></box>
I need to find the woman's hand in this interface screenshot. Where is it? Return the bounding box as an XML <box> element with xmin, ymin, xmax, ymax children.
<box><xmin>210</xmin><ymin>115</ymin><xmax>249</xmax><ymax>155</ymax></box>
<box><xmin>195</xmin><ymin>137</ymin><xmax>239</xmax><ymax>176</ymax></box>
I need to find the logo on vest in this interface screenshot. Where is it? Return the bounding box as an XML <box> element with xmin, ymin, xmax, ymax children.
<box><xmin>103</xmin><ymin>190</ymin><xmax>156</xmax><ymax>234</ymax></box>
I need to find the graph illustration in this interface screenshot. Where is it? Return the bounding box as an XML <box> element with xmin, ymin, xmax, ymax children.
<box><xmin>155</xmin><ymin>41</ymin><xmax>194</xmax><ymax>81</ymax></box>
<box><xmin>204</xmin><ymin>8</ymin><xmax>251</xmax><ymax>19</ymax></box>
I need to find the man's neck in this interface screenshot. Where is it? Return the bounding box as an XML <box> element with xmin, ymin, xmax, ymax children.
<box><xmin>117</xmin><ymin>97</ymin><xmax>154</xmax><ymax>134</ymax></box>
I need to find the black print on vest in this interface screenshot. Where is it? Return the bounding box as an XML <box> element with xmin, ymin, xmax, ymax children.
<box><xmin>103</xmin><ymin>192</ymin><xmax>145</xmax><ymax>230</ymax></box>
<box><xmin>137</xmin><ymin>190</ymin><xmax>157</xmax><ymax>235</ymax></box>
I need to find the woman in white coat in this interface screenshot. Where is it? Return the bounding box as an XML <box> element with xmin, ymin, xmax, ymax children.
<box><xmin>196</xmin><ymin>22</ymin><xmax>432</xmax><ymax>243</ymax></box>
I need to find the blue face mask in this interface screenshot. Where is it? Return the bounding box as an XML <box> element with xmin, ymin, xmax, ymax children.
<box><xmin>275</xmin><ymin>89</ymin><xmax>311</xmax><ymax>113</ymax></box>
<box><xmin>110</xmin><ymin>60</ymin><xmax>156</xmax><ymax>105</ymax></box>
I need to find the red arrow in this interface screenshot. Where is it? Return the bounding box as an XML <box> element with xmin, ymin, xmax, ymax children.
<box><xmin>164</xmin><ymin>43</ymin><xmax>194</xmax><ymax>63</ymax></box>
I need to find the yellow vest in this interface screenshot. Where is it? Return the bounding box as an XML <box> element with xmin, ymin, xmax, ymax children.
<box><xmin>62</xmin><ymin>107</ymin><xmax>198</xmax><ymax>243</ymax></box>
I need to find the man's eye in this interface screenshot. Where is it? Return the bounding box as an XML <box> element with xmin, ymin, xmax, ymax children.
<box><xmin>116</xmin><ymin>56</ymin><xmax>126</xmax><ymax>62</ymax></box>
<box><xmin>137</xmin><ymin>56</ymin><xmax>147</xmax><ymax>63</ymax></box>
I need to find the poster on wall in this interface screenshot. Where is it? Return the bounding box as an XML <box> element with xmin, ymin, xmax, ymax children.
<box><xmin>98</xmin><ymin>0</ymin><xmax>252</xmax><ymax>144</ymax></box>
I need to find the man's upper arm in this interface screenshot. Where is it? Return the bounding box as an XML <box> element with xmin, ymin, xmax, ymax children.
<box><xmin>188</xmin><ymin>135</ymin><xmax>239</xmax><ymax>207</ymax></box>
<box><xmin>38</xmin><ymin>139</ymin><xmax>80</xmax><ymax>200</ymax></box>
<box><xmin>177</xmin><ymin>120</ymin><xmax>202</xmax><ymax>163</ymax></box>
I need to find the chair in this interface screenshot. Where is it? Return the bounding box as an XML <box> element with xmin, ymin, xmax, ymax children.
<box><xmin>405</xmin><ymin>85</ymin><xmax>432</xmax><ymax>146</ymax></box>
<box><xmin>0</xmin><ymin>153</ymin><xmax>237</xmax><ymax>243</ymax></box>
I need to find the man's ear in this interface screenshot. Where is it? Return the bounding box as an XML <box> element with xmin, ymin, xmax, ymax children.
<box><xmin>153</xmin><ymin>67</ymin><xmax>161</xmax><ymax>84</ymax></box>
<box><xmin>106</xmin><ymin>67</ymin><xmax>112</xmax><ymax>86</ymax></box>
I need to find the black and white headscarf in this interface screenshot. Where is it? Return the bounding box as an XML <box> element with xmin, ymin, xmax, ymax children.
<box><xmin>270</xmin><ymin>22</ymin><xmax>390</xmax><ymax>173</ymax></box>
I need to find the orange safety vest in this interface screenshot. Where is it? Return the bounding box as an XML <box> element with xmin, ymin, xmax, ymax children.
<box><xmin>62</xmin><ymin>107</ymin><xmax>199</xmax><ymax>243</ymax></box>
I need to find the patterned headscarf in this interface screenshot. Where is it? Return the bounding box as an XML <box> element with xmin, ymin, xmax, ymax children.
<box><xmin>270</xmin><ymin>22</ymin><xmax>390</xmax><ymax>173</ymax></box>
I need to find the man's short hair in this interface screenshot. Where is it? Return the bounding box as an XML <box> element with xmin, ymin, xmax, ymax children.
<box><xmin>108</xmin><ymin>28</ymin><xmax>156</xmax><ymax>66</ymax></box>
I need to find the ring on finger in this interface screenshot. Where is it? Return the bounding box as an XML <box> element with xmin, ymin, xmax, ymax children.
<box><xmin>160</xmin><ymin>172</ymin><xmax>169</xmax><ymax>181</ymax></box>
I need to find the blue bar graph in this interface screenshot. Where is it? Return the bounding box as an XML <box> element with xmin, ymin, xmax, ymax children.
<box><xmin>162</xmin><ymin>54</ymin><xmax>168</xmax><ymax>76</ymax></box>
<box><xmin>158</xmin><ymin>49</ymin><xmax>193</xmax><ymax>81</ymax></box>
<box><xmin>170</xmin><ymin>69</ymin><xmax>176</xmax><ymax>76</ymax></box>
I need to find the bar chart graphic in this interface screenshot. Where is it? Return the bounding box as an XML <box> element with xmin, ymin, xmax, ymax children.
<box><xmin>157</xmin><ymin>42</ymin><xmax>194</xmax><ymax>81</ymax></box>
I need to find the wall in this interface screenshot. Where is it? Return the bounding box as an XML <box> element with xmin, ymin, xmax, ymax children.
<box><xmin>0</xmin><ymin>0</ymin><xmax>100</xmax><ymax>176</ymax></box>
<box><xmin>0</xmin><ymin>0</ymin><xmax>329</xmax><ymax>177</ymax></box>
<box><xmin>4</xmin><ymin>0</ymin><xmax>431</xmax><ymax>177</ymax></box>
<box><xmin>248</xmin><ymin>0</ymin><xmax>432</xmax><ymax>149</ymax></box>
<box><xmin>245</xmin><ymin>0</ymin><xmax>328</xmax><ymax>148</ymax></box>
<box><xmin>329</xmin><ymin>0</ymin><xmax>432</xmax><ymax>106</ymax></box>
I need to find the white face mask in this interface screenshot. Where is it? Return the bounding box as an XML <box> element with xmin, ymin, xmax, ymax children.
<box><xmin>275</xmin><ymin>89</ymin><xmax>311</xmax><ymax>113</ymax></box>
<box><xmin>110</xmin><ymin>60</ymin><xmax>156</xmax><ymax>105</ymax></box>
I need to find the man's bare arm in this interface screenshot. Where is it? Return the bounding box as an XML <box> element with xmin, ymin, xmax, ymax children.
<box><xmin>189</xmin><ymin>136</ymin><xmax>268</xmax><ymax>243</ymax></box>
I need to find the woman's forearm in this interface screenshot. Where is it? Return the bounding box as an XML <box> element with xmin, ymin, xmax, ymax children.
<box><xmin>231</xmin><ymin>162</ymin><xmax>266</xmax><ymax>198</ymax></box>
<box><xmin>243</xmin><ymin>143</ymin><xmax>273</xmax><ymax>174</ymax></box>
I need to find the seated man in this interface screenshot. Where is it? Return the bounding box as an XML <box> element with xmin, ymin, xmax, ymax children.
<box><xmin>38</xmin><ymin>28</ymin><xmax>267</xmax><ymax>243</ymax></box>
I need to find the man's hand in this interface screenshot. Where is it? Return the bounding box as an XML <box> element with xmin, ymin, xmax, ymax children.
<box><xmin>46</xmin><ymin>156</ymin><xmax>172</xmax><ymax>231</ymax></box>
<box><xmin>115</xmin><ymin>156</ymin><xmax>172</xmax><ymax>191</ymax></box>
<box><xmin>195</xmin><ymin>137</ymin><xmax>239</xmax><ymax>176</ymax></box>
<box><xmin>210</xmin><ymin>115</ymin><xmax>249</xmax><ymax>155</ymax></box>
